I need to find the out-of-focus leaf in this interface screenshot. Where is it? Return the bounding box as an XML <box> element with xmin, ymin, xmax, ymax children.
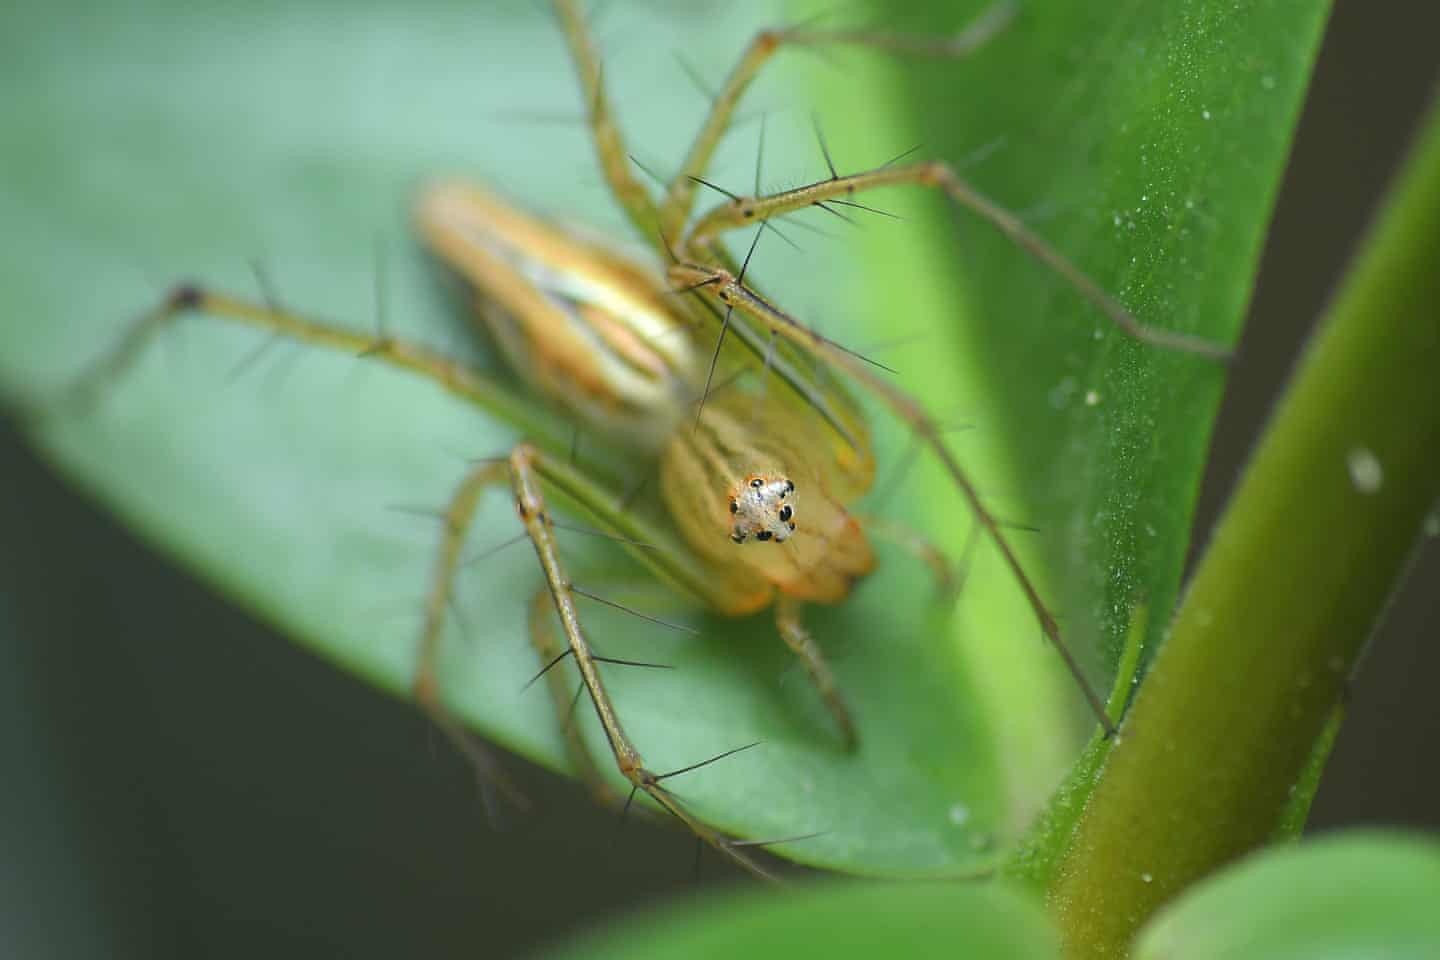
<box><xmin>1134</xmin><ymin>831</ymin><xmax>1440</xmax><ymax>959</ymax></box>
<box><xmin>543</xmin><ymin>878</ymin><xmax>1060</xmax><ymax>959</ymax></box>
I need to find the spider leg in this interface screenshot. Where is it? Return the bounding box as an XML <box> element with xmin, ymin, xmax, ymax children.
<box><xmin>61</xmin><ymin>282</ymin><xmax>782</xmax><ymax>868</ymax></box>
<box><xmin>859</xmin><ymin>513</ymin><xmax>959</xmax><ymax>598</ymax></box>
<box><xmin>651</xmin><ymin>1</ymin><xmax>1018</xmax><ymax>240</ymax></box>
<box><xmin>415</xmin><ymin>443</ymin><xmax>784</xmax><ymax>881</ymax></box>
<box><xmin>57</xmin><ymin>282</ymin><xmax>558</xmax><ymax>437</ymax></box>
<box><xmin>682</xmin><ymin>161</ymin><xmax>1232</xmax><ymax>360</ymax></box>
<box><xmin>774</xmin><ymin>595</ymin><xmax>856</xmax><ymax>750</ymax></box>
<box><xmin>550</xmin><ymin>0</ymin><xmax>1017</xmax><ymax>251</ymax></box>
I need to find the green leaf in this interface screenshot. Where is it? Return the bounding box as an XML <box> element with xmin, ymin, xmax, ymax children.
<box><xmin>807</xmin><ymin>0</ymin><xmax>1329</xmax><ymax>876</ymax></box>
<box><xmin>0</xmin><ymin>0</ymin><xmax>1320</xmax><ymax>875</ymax></box>
<box><xmin>1133</xmin><ymin>831</ymin><xmax>1440</xmax><ymax>959</ymax></box>
<box><xmin>542</xmin><ymin>878</ymin><xmax>1061</xmax><ymax>959</ymax></box>
<box><xmin>1050</xmin><ymin>90</ymin><xmax>1440</xmax><ymax>955</ymax></box>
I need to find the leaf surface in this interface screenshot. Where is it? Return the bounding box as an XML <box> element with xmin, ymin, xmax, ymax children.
<box><xmin>0</xmin><ymin>0</ymin><xmax>1322</xmax><ymax>873</ymax></box>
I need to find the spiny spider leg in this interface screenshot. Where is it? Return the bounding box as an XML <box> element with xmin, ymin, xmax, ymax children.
<box><xmin>551</xmin><ymin>0</ymin><xmax>663</xmax><ymax>240</ymax></box>
<box><xmin>63</xmin><ymin>284</ymin><xmax>781</xmax><ymax>872</ymax></box>
<box><xmin>60</xmin><ymin>283</ymin><xmax>554</xmax><ymax>431</ymax></box>
<box><xmin>651</xmin><ymin>1</ymin><xmax>1021</xmax><ymax>240</ymax></box>
<box><xmin>60</xmin><ymin>284</ymin><xmax>552</xmax><ymax>811</ymax></box>
<box><xmin>374</xmin><ymin>439</ymin><xmax>785</xmax><ymax>877</ymax></box>
<box><xmin>681</xmin><ymin>161</ymin><xmax>1233</xmax><ymax>360</ymax></box>
<box><xmin>490</xmin><ymin>444</ymin><xmax>780</xmax><ymax>880</ymax></box>
<box><xmin>550</xmin><ymin>0</ymin><xmax>1017</xmax><ymax>253</ymax></box>
<box><xmin>527</xmin><ymin>582</ymin><xmax>698</xmax><ymax>809</ymax></box>
<box><xmin>774</xmin><ymin>595</ymin><xmax>855</xmax><ymax>749</ymax></box>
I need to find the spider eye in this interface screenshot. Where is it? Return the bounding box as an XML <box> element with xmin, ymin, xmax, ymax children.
<box><xmin>729</xmin><ymin>500</ymin><xmax>738</xmax><ymax>514</ymax></box>
<box><xmin>750</xmin><ymin>478</ymin><xmax>763</xmax><ymax>488</ymax></box>
<box><xmin>778</xmin><ymin>505</ymin><xmax>792</xmax><ymax>522</ymax></box>
<box><xmin>731</xmin><ymin>532</ymin><xmax>746</xmax><ymax>544</ymax></box>
<box><xmin>785</xmin><ymin>479</ymin><xmax>795</xmax><ymax>493</ymax></box>
<box><xmin>756</xmin><ymin>530</ymin><xmax>773</xmax><ymax>542</ymax></box>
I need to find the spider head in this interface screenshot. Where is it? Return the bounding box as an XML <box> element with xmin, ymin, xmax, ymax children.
<box><xmin>728</xmin><ymin>475</ymin><xmax>796</xmax><ymax>545</ymax></box>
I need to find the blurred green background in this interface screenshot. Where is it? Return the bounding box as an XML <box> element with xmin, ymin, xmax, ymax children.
<box><xmin>1</xmin><ymin>0</ymin><xmax>1436</xmax><ymax>957</ymax></box>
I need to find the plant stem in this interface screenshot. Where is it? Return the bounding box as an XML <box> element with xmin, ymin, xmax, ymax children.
<box><xmin>1047</xmin><ymin>96</ymin><xmax>1440</xmax><ymax>958</ymax></box>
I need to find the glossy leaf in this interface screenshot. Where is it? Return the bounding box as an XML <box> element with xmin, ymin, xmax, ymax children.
<box><xmin>1134</xmin><ymin>831</ymin><xmax>1440</xmax><ymax>959</ymax></box>
<box><xmin>0</xmin><ymin>0</ymin><xmax>1320</xmax><ymax>873</ymax></box>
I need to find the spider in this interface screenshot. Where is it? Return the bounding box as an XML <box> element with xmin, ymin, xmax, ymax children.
<box><xmin>62</xmin><ymin>0</ymin><xmax>1226</xmax><ymax>880</ymax></box>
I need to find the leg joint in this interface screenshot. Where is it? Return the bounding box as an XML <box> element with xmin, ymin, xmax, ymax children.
<box><xmin>168</xmin><ymin>282</ymin><xmax>204</xmax><ymax>310</ymax></box>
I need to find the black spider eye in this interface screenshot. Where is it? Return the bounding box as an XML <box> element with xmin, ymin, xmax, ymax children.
<box><xmin>756</xmin><ymin>530</ymin><xmax>773</xmax><ymax>542</ymax></box>
<box><xmin>785</xmin><ymin>479</ymin><xmax>795</xmax><ymax>493</ymax></box>
<box><xmin>750</xmin><ymin>478</ymin><xmax>763</xmax><ymax>488</ymax></box>
<box><xmin>778</xmin><ymin>505</ymin><xmax>792</xmax><ymax>522</ymax></box>
<box><xmin>729</xmin><ymin>500</ymin><xmax>738</xmax><ymax>513</ymax></box>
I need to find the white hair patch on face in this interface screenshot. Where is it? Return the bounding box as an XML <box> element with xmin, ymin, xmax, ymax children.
<box><xmin>728</xmin><ymin>475</ymin><xmax>796</xmax><ymax>544</ymax></box>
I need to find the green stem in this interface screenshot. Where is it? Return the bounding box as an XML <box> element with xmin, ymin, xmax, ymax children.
<box><xmin>1047</xmin><ymin>96</ymin><xmax>1440</xmax><ymax>958</ymax></box>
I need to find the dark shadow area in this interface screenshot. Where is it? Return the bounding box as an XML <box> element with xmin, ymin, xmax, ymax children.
<box><xmin>1188</xmin><ymin>0</ymin><xmax>1440</xmax><ymax>832</ymax></box>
